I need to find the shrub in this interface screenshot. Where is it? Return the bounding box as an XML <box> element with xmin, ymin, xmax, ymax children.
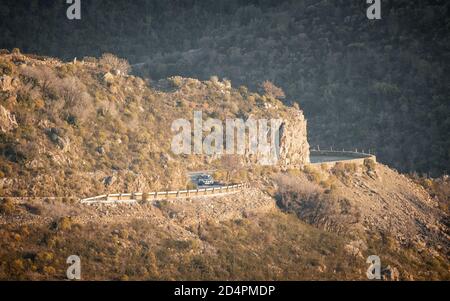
<box><xmin>0</xmin><ymin>198</ymin><xmax>16</xmax><ymax>215</ymax></box>
<box><xmin>11</xmin><ymin>259</ymin><xmax>25</xmax><ymax>274</ymax></box>
<box><xmin>83</xmin><ymin>56</ymin><xmax>98</xmax><ymax>64</ymax></box>
<box><xmin>364</xmin><ymin>158</ymin><xmax>376</xmax><ymax>172</ymax></box>
<box><xmin>169</xmin><ymin>76</ymin><xmax>183</xmax><ymax>88</ymax></box>
<box><xmin>164</xmin><ymin>239</ymin><xmax>195</xmax><ymax>251</ymax></box>
<box><xmin>34</xmin><ymin>98</ymin><xmax>45</xmax><ymax>109</ymax></box>
<box><xmin>260</xmin><ymin>80</ymin><xmax>285</xmax><ymax>99</ymax></box>
<box><xmin>19</xmin><ymin>65</ymin><xmax>58</xmax><ymax>95</ymax></box>
<box><xmin>303</xmin><ymin>165</ymin><xmax>323</xmax><ymax>184</ymax></box>
<box><xmin>17</xmin><ymin>82</ymin><xmax>40</xmax><ymax>104</ymax></box>
<box><xmin>221</xmin><ymin>155</ymin><xmax>243</xmax><ymax>183</ymax></box>
<box><xmin>51</xmin><ymin>76</ymin><xmax>94</xmax><ymax>123</ymax></box>
<box><xmin>53</xmin><ymin>217</ymin><xmax>73</xmax><ymax>231</ymax></box>
<box><xmin>43</xmin><ymin>266</ymin><xmax>56</xmax><ymax>276</ymax></box>
<box><xmin>213</xmin><ymin>170</ymin><xmax>227</xmax><ymax>182</ymax></box>
<box><xmin>54</xmin><ymin>77</ymin><xmax>86</xmax><ymax>105</ymax></box>
<box><xmin>99</xmin><ymin>53</ymin><xmax>130</xmax><ymax>75</ymax></box>
<box><xmin>186</xmin><ymin>182</ymin><xmax>196</xmax><ymax>190</ymax></box>
<box><xmin>320</xmin><ymin>175</ymin><xmax>338</xmax><ymax>192</ymax></box>
<box><xmin>0</xmin><ymin>59</ymin><xmax>14</xmax><ymax>75</ymax></box>
<box><xmin>275</xmin><ymin>173</ymin><xmax>322</xmax><ymax>206</ymax></box>
<box><xmin>37</xmin><ymin>252</ymin><xmax>54</xmax><ymax>264</ymax></box>
<box><xmin>332</xmin><ymin>162</ymin><xmax>357</xmax><ymax>177</ymax></box>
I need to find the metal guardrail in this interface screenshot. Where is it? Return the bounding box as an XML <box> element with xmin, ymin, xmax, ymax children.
<box><xmin>80</xmin><ymin>183</ymin><xmax>249</xmax><ymax>204</ymax></box>
<box><xmin>311</xmin><ymin>146</ymin><xmax>376</xmax><ymax>157</ymax></box>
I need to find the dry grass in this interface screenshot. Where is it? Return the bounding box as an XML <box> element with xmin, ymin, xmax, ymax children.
<box><xmin>275</xmin><ymin>173</ymin><xmax>323</xmax><ymax>203</ymax></box>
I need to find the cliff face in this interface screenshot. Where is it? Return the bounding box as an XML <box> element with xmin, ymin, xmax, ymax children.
<box><xmin>278</xmin><ymin>108</ymin><xmax>310</xmax><ymax>166</ymax></box>
<box><xmin>240</xmin><ymin>107</ymin><xmax>310</xmax><ymax>167</ymax></box>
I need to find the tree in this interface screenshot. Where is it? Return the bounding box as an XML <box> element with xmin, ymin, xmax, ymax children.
<box><xmin>260</xmin><ymin>81</ymin><xmax>286</xmax><ymax>99</ymax></box>
<box><xmin>99</xmin><ymin>53</ymin><xmax>130</xmax><ymax>75</ymax></box>
<box><xmin>221</xmin><ymin>155</ymin><xmax>242</xmax><ymax>183</ymax></box>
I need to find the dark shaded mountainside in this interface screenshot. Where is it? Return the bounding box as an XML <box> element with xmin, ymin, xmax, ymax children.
<box><xmin>1</xmin><ymin>0</ymin><xmax>449</xmax><ymax>175</ymax></box>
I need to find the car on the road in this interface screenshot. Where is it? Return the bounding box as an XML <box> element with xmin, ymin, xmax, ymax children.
<box><xmin>197</xmin><ymin>174</ymin><xmax>215</xmax><ymax>186</ymax></box>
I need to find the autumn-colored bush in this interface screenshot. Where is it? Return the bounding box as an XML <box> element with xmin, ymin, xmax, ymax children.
<box><xmin>0</xmin><ymin>58</ymin><xmax>14</xmax><ymax>75</ymax></box>
<box><xmin>275</xmin><ymin>173</ymin><xmax>323</xmax><ymax>206</ymax></box>
<box><xmin>0</xmin><ymin>198</ymin><xmax>16</xmax><ymax>215</ymax></box>
<box><xmin>260</xmin><ymin>80</ymin><xmax>285</xmax><ymax>99</ymax></box>
<box><xmin>332</xmin><ymin>163</ymin><xmax>358</xmax><ymax>182</ymax></box>
<box><xmin>99</xmin><ymin>53</ymin><xmax>130</xmax><ymax>75</ymax></box>
<box><xmin>364</xmin><ymin>158</ymin><xmax>376</xmax><ymax>172</ymax></box>
<box><xmin>53</xmin><ymin>217</ymin><xmax>73</xmax><ymax>231</ymax></box>
<box><xmin>303</xmin><ymin>165</ymin><xmax>324</xmax><ymax>184</ymax></box>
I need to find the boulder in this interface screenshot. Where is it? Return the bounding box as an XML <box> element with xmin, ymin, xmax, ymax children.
<box><xmin>0</xmin><ymin>105</ymin><xmax>18</xmax><ymax>133</ymax></box>
<box><xmin>0</xmin><ymin>75</ymin><xmax>13</xmax><ymax>92</ymax></box>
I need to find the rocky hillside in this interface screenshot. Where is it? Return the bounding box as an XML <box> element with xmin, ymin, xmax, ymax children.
<box><xmin>0</xmin><ymin>161</ymin><xmax>448</xmax><ymax>280</ymax></box>
<box><xmin>0</xmin><ymin>51</ymin><xmax>308</xmax><ymax>198</ymax></box>
<box><xmin>0</xmin><ymin>52</ymin><xmax>448</xmax><ymax>281</ymax></box>
<box><xmin>275</xmin><ymin>163</ymin><xmax>449</xmax><ymax>269</ymax></box>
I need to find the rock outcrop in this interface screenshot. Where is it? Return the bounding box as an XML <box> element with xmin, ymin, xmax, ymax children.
<box><xmin>0</xmin><ymin>75</ymin><xmax>14</xmax><ymax>92</ymax></box>
<box><xmin>241</xmin><ymin>108</ymin><xmax>310</xmax><ymax>167</ymax></box>
<box><xmin>278</xmin><ymin>108</ymin><xmax>310</xmax><ymax>166</ymax></box>
<box><xmin>0</xmin><ymin>105</ymin><xmax>18</xmax><ymax>133</ymax></box>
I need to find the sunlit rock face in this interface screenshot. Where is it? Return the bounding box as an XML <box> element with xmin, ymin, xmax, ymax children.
<box><xmin>278</xmin><ymin>108</ymin><xmax>310</xmax><ymax>166</ymax></box>
<box><xmin>240</xmin><ymin>107</ymin><xmax>310</xmax><ymax>167</ymax></box>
